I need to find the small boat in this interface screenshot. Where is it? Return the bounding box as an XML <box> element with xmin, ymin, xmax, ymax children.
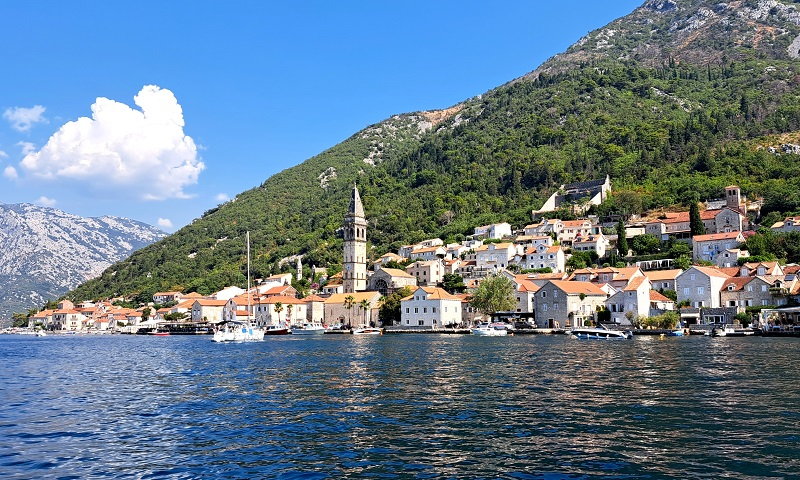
<box><xmin>352</xmin><ymin>327</ymin><xmax>383</xmax><ymax>335</ymax></box>
<box><xmin>35</xmin><ymin>331</ymin><xmax>47</xmax><ymax>337</ymax></box>
<box><xmin>264</xmin><ymin>325</ymin><xmax>290</xmax><ymax>335</ymax></box>
<box><xmin>713</xmin><ymin>325</ymin><xmax>760</xmax><ymax>337</ymax></box>
<box><xmin>664</xmin><ymin>329</ymin><xmax>685</xmax><ymax>337</ymax></box>
<box><xmin>570</xmin><ymin>326</ymin><xmax>632</xmax><ymax>339</ymax></box>
<box><xmin>472</xmin><ymin>323</ymin><xmax>509</xmax><ymax>336</ymax></box>
<box><xmin>150</xmin><ymin>330</ymin><xmax>170</xmax><ymax>336</ymax></box>
<box><xmin>291</xmin><ymin>323</ymin><xmax>326</xmax><ymax>335</ymax></box>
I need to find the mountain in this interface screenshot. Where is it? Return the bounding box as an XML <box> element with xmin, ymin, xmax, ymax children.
<box><xmin>0</xmin><ymin>203</ymin><xmax>165</xmax><ymax>319</ymax></box>
<box><xmin>68</xmin><ymin>0</ymin><xmax>800</xmax><ymax>302</ymax></box>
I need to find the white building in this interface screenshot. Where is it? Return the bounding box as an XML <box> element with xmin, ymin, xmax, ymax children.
<box><xmin>406</xmin><ymin>259</ymin><xmax>445</xmax><ymax>287</ymax></box>
<box><xmin>675</xmin><ymin>266</ymin><xmax>730</xmax><ymax>308</ymax></box>
<box><xmin>400</xmin><ymin>287</ymin><xmax>462</xmax><ymax>328</ymax></box>
<box><xmin>475</xmin><ymin>242</ymin><xmax>518</xmax><ymax>271</ymax></box>
<box><xmin>474</xmin><ymin>223</ymin><xmax>512</xmax><ymax>240</ymax></box>
<box><xmin>516</xmin><ymin>244</ymin><xmax>565</xmax><ymax>273</ymax></box>
<box><xmin>605</xmin><ymin>277</ymin><xmax>651</xmax><ymax>325</ymax></box>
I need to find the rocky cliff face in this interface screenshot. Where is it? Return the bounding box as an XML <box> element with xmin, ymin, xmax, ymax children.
<box><xmin>528</xmin><ymin>0</ymin><xmax>800</xmax><ymax>78</ymax></box>
<box><xmin>0</xmin><ymin>204</ymin><xmax>165</xmax><ymax>320</ymax></box>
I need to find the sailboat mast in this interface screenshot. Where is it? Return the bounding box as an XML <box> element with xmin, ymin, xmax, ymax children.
<box><xmin>247</xmin><ymin>231</ymin><xmax>251</xmax><ymax>322</ymax></box>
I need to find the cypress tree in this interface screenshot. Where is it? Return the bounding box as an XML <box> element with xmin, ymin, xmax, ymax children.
<box><xmin>616</xmin><ymin>219</ymin><xmax>628</xmax><ymax>256</ymax></box>
<box><xmin>690</xmin><ymin>202</ymin><xmax>706</xmax><ymax>236</ymax></box>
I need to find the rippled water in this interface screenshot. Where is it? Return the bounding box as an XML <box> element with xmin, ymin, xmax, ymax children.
<box><xmin>1</xmin><ymin>334</ymin><xmax>798</xmax><ymax>479</ymax></box>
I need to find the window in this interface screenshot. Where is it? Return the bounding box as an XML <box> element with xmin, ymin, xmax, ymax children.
<box><xmin>414</xmin><ymin>308</ymin><xmax>418</xmax><ymax>313</ymax></box>
<box><xmin>762</xmin><ymin>300</ymin><xmax>769</xmax><ymax>306</ymax></box>
<box><xmin>432</xmin><ymin>307</ymin><xmax>436</xmax><ymax>313</ymax></box>
<box><xmin>683</xmin><ymin>288</ymin><xmax>690</xmax><ymax>296</ymax></box>
<box><xmin>761</xmin><ymin>285</ymin><xmax>768</xmax><ymax>292</ymax></box>
<box><xmin>542</xmin><ymin>291</ymin><xmax>547</xmax><ymax>298</ymax></box>
<box><xmin>697</xmin><ymin>287</ymin><xmax>704</xmax><ymax>295</ymax></box>
<box><xmin>554</xmin><ymin>303</ymin><xmax>559</xmax><ymax>310</ymax></box>
<box><xmin>747</xmin><ymin>285</ymin><xmax>753</xmax><ymax>292</ymax></box>
<box><xmin>542</xmin><ymin>304</ymin><xmax>548</xmax><ymax>312</ymax></box>
<box><xmin>423</xmin><ymin>308</ymin><xmax>427</xmax><ymax>313</ymax></box>
<box><xmin>690</xmin><ymin>274</ymin><xmax>696</xmax><ymax>281</ymax></box>
<box><xmin>405</xmin><ymin>308</ymin><xmax>409</xmax><ymax>313</ymax></box>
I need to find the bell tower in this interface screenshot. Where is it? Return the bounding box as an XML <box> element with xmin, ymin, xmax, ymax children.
<box><xmin>343</xmin><ymin>184</ymin><xmax>367</xmax><ymax>293</ymax></box>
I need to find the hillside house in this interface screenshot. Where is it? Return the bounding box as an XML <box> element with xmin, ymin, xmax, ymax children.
<box><xmin>405</xmin><ymin>259</ymin><xmax>445</xmax><ymax>287</ymax></box>
<box><xmin>533</xmin><ymin>280</ymin><xmax>608</xmax><ymax>329</ymax></box>
<box><xmin>536</xmin><ymin>175</ymin><xmax>611</xmax><ymax>214</ymax></box>
<box><xmin>676</xmin><ymin>266</ymin><xmax>730</xmax><ymax>308</ymax></box>
<box><xmin>692</xmin><ymin>231</ymin><xmax>746</xmax><ymax>263</ymax></box>
<box><xmin>473</xmin><ymin>223</ymin><xmax>512</xmax><ymax>240</ymax></box>
<box><xmin>400</xmin><ymin>287</ymin><xmax>462</xmax><ymax>328</ymax></box>
<box><xmin>475</xmin><ymin>242</ymin><xmax>518</xmax><ymax>271</ymax></box>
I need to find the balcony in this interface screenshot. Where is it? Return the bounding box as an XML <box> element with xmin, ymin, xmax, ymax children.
<box><xmin>769</xmin><ymin>287</ymin><xmax>790</xmax><ymax>296</ymax></box>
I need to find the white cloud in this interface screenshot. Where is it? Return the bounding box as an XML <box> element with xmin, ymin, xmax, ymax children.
<box><xmin>3</xmin><ymin>105</ymin><xmax>47</xmax><ymax>132</ymax></box>
<box><xmin>215</xmin><ymin>193</ymin><xmax>230</xmax><ymax>202</ymax></box>
<box><xmin>17</xmin><ymin>141</ymin><xmax>36</xmax><ymax>155</ymax></box>
<box><xmin>20</xmin><ymin>85</ymin><xmax>204</xmax><ymax>200</ymax></box>
<box><xmin>0</xmin><ymin>150</ymin><xmax>8</xmax><ymax>158</ymax></box>
<box><xmin>4</xmin><ymin>166</ymin><xmax>18</xmax><ymax>180</ymax></box>
<box><xmin>35</xmin><ymin>196</ymin><xmax>56</xmax><ymax>207</ymax></box>
<box><xmin>157</xmin><ymin>217</ymin><xmax>173</xmax><ymax>229</ymax></box>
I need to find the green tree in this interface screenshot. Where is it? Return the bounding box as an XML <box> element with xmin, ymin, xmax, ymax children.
<box><xmin>378</xmin><ymin>286</ymin><xmax>414</xmax><ymax>326</ymax></box>
<box><xmin>344</xmin><ymin>295</ymin><xmax>355</xmax><ymax>327</ymax></box>
<box><xmin>616</xmin><ymin>219</ymin><xmax>628</xmax><ymax>256</ymax></box>
<box><xmin>359</xmin><ymin>298</ymin><xmax>371</xmax><ymax>326</ymax></box>
<box><xmin>470</xmin><ymin>275</ymin><xmax>516</xmax><ymax>315</ymax></box>
<box><xmin>141</xmin><ymin>307</ymin><xmax>151</xmax><ymax>323</ymax></box>
<box><xmin>689</xmin><ymin>201</ymin><xmax>706</xmax><ymax>236</ymax></box>
<box><xmin>675</xmin><ymin>255</ymin><xmax>691</xmax><ymax>270</ymax></box>
<box><xmin>631</xmin><ymin>234</ymin><xmax>662</xmax><ymax>256</ymax></box>
<box><xmin>441</xmin><ymin>273</ymin><xmax>466</xmax><ymax>294</ymax></box>
<box><xmin>286</xmin><ymin>303</ymin><xmax>294</xmax><ymax>325</ymax></box>
<box><xmin>273</xmin><ymin>302</ymin><xmax>284</xmax><ymax>325</ymax></box>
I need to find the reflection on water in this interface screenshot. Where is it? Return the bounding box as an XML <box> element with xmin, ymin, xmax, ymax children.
<box><xmin>1</xmin><ymin>335</ymin><xmax>798</xmax><ymax>479</ymax></box>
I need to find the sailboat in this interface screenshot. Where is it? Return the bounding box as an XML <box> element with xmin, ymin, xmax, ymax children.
<box><xmin>213</xmin><ymin>231</ymin><xmax>265</xmax><ymax>342</ymax></box>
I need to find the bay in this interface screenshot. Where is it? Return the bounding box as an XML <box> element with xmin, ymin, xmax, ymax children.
<box><xmin>1</xmin><ymin>334</ymin><xmax>798</xmax><ymax>479</ymax></box>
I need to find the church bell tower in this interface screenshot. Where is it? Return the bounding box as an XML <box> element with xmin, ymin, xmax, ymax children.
<box><xmin>343</xmin><ymin>184</ymin><xmax>367</xmax><ymax>293</ymax></box>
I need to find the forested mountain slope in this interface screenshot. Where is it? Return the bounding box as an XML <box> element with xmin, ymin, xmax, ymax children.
<box><xmin>68</xmin><ymin>0</ymin><xmax>800</xmax><ymax>302</ymax></box>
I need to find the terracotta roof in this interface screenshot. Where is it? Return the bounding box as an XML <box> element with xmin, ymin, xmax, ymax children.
<box><xmin>644</xmin><ymin>269</ymin><xmax>682</xmax><ymax>281</ymax></box>
<box><xmin>378</xmin><ymin>267</ymin><xmax>415</xmax><ymax>278</ymax></box>
<box><xmin>257</xmin><ymin>295</ymin><xmax>305</xmax><ymax>305</ymax></box>
<box><xmin>475</xmin><ymin>242</ymin><xmax>514</xmax><ymax>251</ymax></box>
<box><xmin>623</xmin><ymin>276</ymin><xmax>648</xmax><ymax>291</ymax></box>
<box><xmin>192</xmin><ymin>299</ymin><xmax>227</xmax><ymax>307</ymax></box>
<box><xmin>183</xmin><ymin>292</ymin><xmax>203</xmax><ymax>298</ymax></box>
<box><xmin>403</xmin><ymin>287</ymin><xmax>462</xmax><ymax>301</ymax></box>
<box><xmin>549</xmin><ymin>280</ymin><xmax>607</xmax><ymax>296</ymax></box>
<box><xmin>611</xmin><ymin>267</ymin><xmax>642</xmax><ymax>281</ymax></box>
<box><xmin>784</xmin><ymin>265</ymin><xmax>800</xmax><ymax>275</ymax></box>
<box><xmin>174</xmin><ymin>300</ymin><xmax>195</xmax><ymax>309</ymax></box>
<box><xmin>411</xmin><ymin>246</ymin><xmax>442</xmax><ymax>253</ymax></box>
<box><xmin>234</xmin><ymin>310</ymin><xmax>251</xmax><ymax>316</ymax></box>
<box><xmin>649</xmin><ymin>290</ymin><xmax>673</xmax><ymax>303</ymax></box>
<box><xmin>692</xmin><ymin>266</ymin><xmax>732</xmax><ymax>278</ymax></box>
<box><xmin>718</xmin><ymin>267</ymin><xmax>741</xmax><ymax>277</ymax></box>
<box><xmin>53</xmin><ymin>309</ymin><xmax>80</xmax><ymax>314</ymax></box>
<box><xmin>264</xmin><ymin>285</ymin><xmax>294</xmax><ymax>295</ymax></box>
<box><xmin>561</xmin><ymin>220</ymin><xmax>592</xmax><ymax>228</ymax></box>
<box><xmin>303</xmin><ymin>294</ymin><xmax>326</xmax><ymax>303</ymax></box>
<box><xmin>720</xmin><ymin>277</ymin><xmax>754</xmax><ymax>292</ymax></box>
<box><xmin>324</xmin><ymin>292</ymin><xmax>381</xmax><ymax>304</ymax></box>
<box><xmin>693</xmin><ymin>232</ymin><xmax>743</xmax><ymax>242</ymax></box>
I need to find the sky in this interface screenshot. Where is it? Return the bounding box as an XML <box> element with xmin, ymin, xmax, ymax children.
<box><xmin>0</xmin><ymin>0</ymin><xmax>643</xmax><ymax>232</ymax></box>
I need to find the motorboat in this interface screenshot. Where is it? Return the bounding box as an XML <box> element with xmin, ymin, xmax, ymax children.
<box><xmin>291</xmin><ymin>323</ymin><xmax>326</xmax><ymax>335</ymax></box>
<box><xmin>352</xmin><ymin>327</ymin><xmax>383</xmax><ymax>335</ymax></box>
<box><xmin>264</xmin><ymin>325</ymin><xmax>290</xmax><ymax>335</ymax></box>
<box><xmin>213</xmin><ymin>321</ymin><xmax>266</xmax><ymax>342</ymax></box>
<box><xmin>472</xmin><ymin>323</ymin><xmax>509</xmax><ymax>336</ymax></box>
<box><xmin>569</xmin><ymin>326</ymin><xmax>632</xmax><ymax>339</ymax></box>
<box><xmin>712</xmin><ymin>325</ymin><xmax>760</xmax><ymax>337</ymax></box>
<box><xmin>35</xmin><ymin>330</ymin><xmax>47</xmax><ymax>337</ymax></box>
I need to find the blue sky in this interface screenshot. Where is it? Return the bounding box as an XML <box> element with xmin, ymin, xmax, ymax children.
<box><xmin>0</xmin><ymin>0</ymin><xmax>642</xmax><ymax>231</ymax></box>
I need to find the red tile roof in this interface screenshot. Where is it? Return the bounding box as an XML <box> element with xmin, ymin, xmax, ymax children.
<box><xmin>550</xmin><ymin>280</ymin><xmax>607</xmax><ymax>296</ymax></box>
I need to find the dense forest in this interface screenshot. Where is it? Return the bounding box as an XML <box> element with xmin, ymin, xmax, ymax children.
<box><xmin>66</xmin><ymin>1</ymin><xmax>800</xmax><ymax>302</ymax></box>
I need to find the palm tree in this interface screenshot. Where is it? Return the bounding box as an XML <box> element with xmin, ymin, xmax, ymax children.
<box><xmin>344</xmin><ymin>295</ymin><xmax>355</xmax><ymax>328</ymax></box>
<box><xmin>286</xmin><ymin>304</ymin><xmax>294</xmax><ymax>326</ymax></box>
<box><xmin>359</xmin><ymin>299</ymin><xmax>371</xmax><ymax>327</ymax></box>
<box><xmin>273</xmin><ymin>302</ymin><xmax>283</xmax><ymax>326</ymax></box>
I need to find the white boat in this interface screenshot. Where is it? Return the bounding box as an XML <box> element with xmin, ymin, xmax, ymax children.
<box><xmin>713</xmin><ymin>325</ymin><xmax>759</xmax><ymax>337</ymax></box>
<box><xmin>291</xmin><ymin>323</ymin><xmax>326</xmax><ymax>335</ymax></box>
<box><xmin>352</xmin><ymin>327</ymin><xmax>383</xmax><ymax>335</ymax></box>
<box><xmin>35</xmin><ymin>331</ymin><xmax>47</xmax><ymax>337</ymax></box>
<box><xmin>472</xmin><ymin>323</ymin><xmax>509</xmax><ymax>336</ymax></box>
<box><xmin>213</xmin><ymin>321</ymin><xmax>266</xmax><ymax>342</ymax></box>
<box><xmin>570</xmin><ymin>326</ymin><xmax>632</xmax><ymax>339</ymax></box>
<box><xmin>212</xmin><ymin>232</ymin><xmax>264</xmax><ymax>343</ymax></box>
